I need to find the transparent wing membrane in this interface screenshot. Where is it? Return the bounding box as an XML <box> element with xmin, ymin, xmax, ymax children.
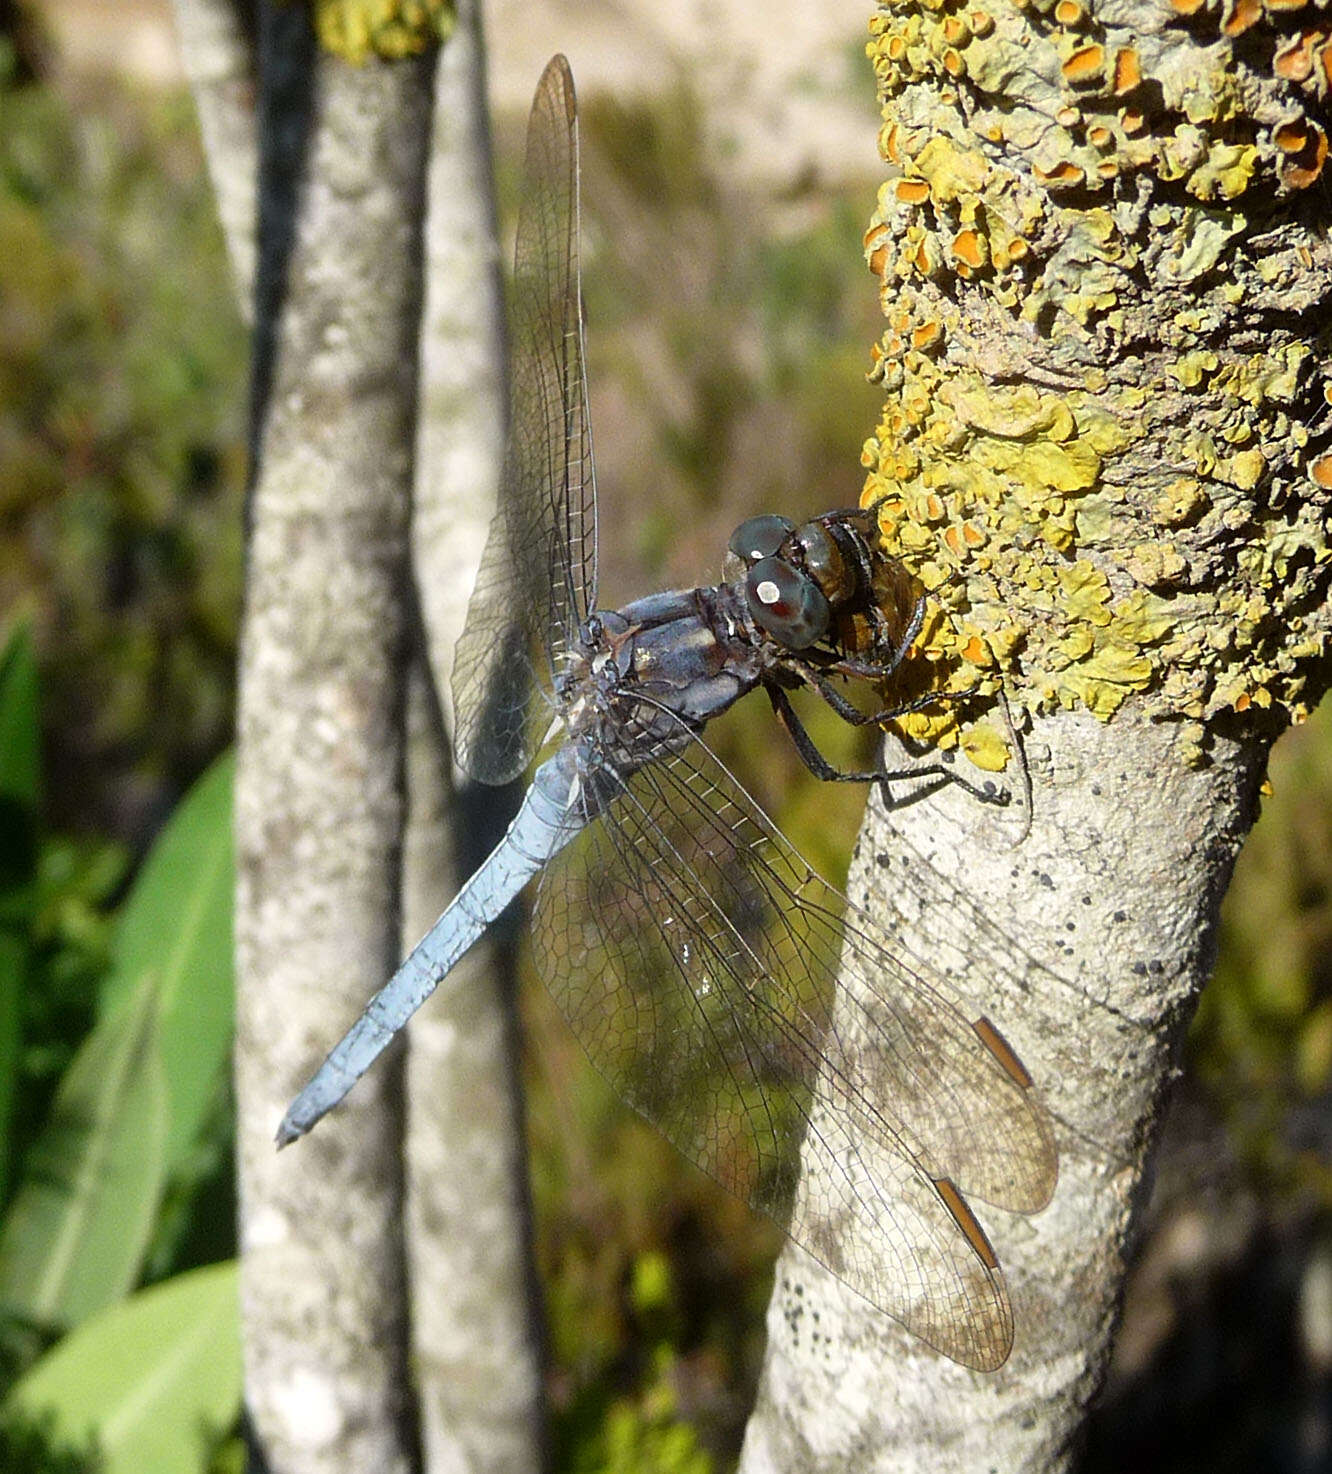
<box><xmin>532</xmin><ymin>707</ymin><xmax>1055</xmax><ymax>1368</ymax></box>
<box><xmin>451</xmin><ymin>55</ymin><xmax>597</xmax><ymax>784</ymax></box>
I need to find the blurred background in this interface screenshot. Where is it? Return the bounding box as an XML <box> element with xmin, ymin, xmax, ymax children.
<box><xmin>0</xmin><ymin>1</ymin><xmax>1329</xmax><ymax>1470</ymax></box>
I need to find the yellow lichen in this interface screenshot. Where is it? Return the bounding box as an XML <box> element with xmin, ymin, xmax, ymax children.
<box><xmin>314</xmin><ymin>0</ymin><xmax>453</xmax><ymax>61</ymax></box>
<box><xmin>860</xmin><ymin>0</ymin><xmax>1330</xmax><ymax>757</ymax></box>
<box><xmin>959</xmin><ymin>721</ymin><xmax>1013</xmax><ymax>770</ymax></box>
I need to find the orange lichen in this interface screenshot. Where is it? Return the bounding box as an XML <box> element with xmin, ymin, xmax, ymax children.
<box><xmin>1062</xmin><ymin>43</ymin><xmax>1107</xmax><ymax>85</ymax></box>
<box><xmin>1280</xmin><ymin>124</ymin><xmax>1328</xmax><ymax>188</ymax></box>
<box><xmin>1276</xmin><ymin>122</ymin><xmax>1311</xmax><ymax>152</ymax></box>
<box><xmin>912</xmin><ymin>321</ymin><xmax>943</xmax><ymax>350</ymax></box>
<box><xmin>896</xmin><ymin>179</ymin><xmax>932</xmax><ymax>205</ymax></box>
<box><xmin>883</xmin><ymin>123</ymin><xmax>903</xmax><ymax>166</ymax></box>
<box><xmin>1312</xmin><ymin>455</ymin><xmax>1332</xmax><ymax>489</ymax></box>
<box><xmin>959</xmin><ymin>635</ymin><xmax>989</xmax><ymax>664</ymax></box>
<box><xmin>1222</xmin><ymin>0</ymin><xmax>1263</xmax><ymax>37</ymax></box>
<box><xmin>1054</xmin><ymin>0</ymin><xmax>1083</xmax><ymax>23</ymax></box>
<box><xmin>1273</xmin><ymin>30</ymin><xmax>1320</xmax><ymax>80</ymax></box>
<box><xmin>1034</xmin><ymin>160</ymin><xmax>1086</xmax><ymax>187</ymax></box>
<box><xmin>1112</xmin><ymin>46</ymin><xmax>1142</xmax><ymax>94</ymax></box>
<box><xmin>952</xmin><ymin>229</ymin><xmax>987</xmax><ymax>269</ymax></box>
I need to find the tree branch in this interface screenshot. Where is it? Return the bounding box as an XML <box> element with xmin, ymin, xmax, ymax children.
<box><xmin>403</xmin><ymin>8</ymin><xmax>546</xmax><ymax>1468</ymax></box>
<box><xmin>742</xmin><ymin>0</ymin><xmax>1331</xmax><ymax>1464</ymax></box>
<box><xmin>168</xmin><ymin>0</ymin><xmax>256</xmax><ymax>311</ymax></box>
<box><xmin>233</xmin><ymin>16</ymin><xmax>434</xmax><ymax>1469</ymax></box>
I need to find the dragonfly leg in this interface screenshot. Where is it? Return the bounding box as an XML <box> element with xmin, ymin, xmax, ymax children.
<box><xmin>767</xmin><ymin>686</ymin><xmax>889</xmax><ymax>787</ymax></box>
<box><xmin>767</xmin><ymin>685</ymin><xmax>1006</xmax><ymax>804</ymax></box>
<box><xmin>800</xmin><ymin>671</ymin><xmax>959</xmax><ymax>728</ymax></box>
<box><xmin>825</xmin><ymin>593</ymin><xmax>926</xmax><ymax>684</ymax></box>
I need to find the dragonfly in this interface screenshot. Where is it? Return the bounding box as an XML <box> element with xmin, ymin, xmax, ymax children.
<box><xmin>280</xmin><ymin>53</ymin><xmax>1056</xmax><ymax>1372</ymax></box>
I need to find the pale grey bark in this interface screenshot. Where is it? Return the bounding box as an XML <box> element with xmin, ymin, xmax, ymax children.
<box><xmin>167</xmin><ymin>0</ymin><xmax>256</xmax><ymax>313</ymax></box>
<box><xmin>401</xmin><ymin>670</ymin><xmax>545</xmax><ymax>1474</ymax></box>
<box><xmin>403</xmin><ymin>8</ymin><xmax>546</xmax><ymax>1470</ymax></box>
<box><xmin>410</xmin><ymin>0</ymin><xmax>508</xmax><ymax>733</ymax></box>
<box><xmin>741</xmin><ymin>712</ymin><xmax>1265</xmax><ymax>1471</ymax></box>
<box><xmin>233</xmin><ymin>24</ymin><xmax>434</xmax><ymax>1474</ymax></box>
<box><xmin>174</xmin><ymin>0</ymin><xmax>543</xmax><ymax>1462</ymax></box>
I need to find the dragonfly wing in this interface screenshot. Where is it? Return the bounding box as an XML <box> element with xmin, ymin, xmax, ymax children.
<box><xmin>452</xmin><ymin>54</ymin><xmax>597</xmax><ymax>784</ymax></box>
<box><xmin>530</xmin><ymin>707</ymin><xmax>1054</xmax><ymax>1369</ymax></box>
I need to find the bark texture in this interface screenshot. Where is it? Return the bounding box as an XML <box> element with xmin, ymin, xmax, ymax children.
<box><xmin>168</xmin><ymin>0</ymin><xmax>257</xmax><ymax>313</ymax></box>
<box><xmin>403</xmin><ymin>9</ymin><xmax>546</xmax><ymax>1469</ymax></box>
<box><xmin>234</xmin><ymin>22</ymin><xmax>434</xmax><ymax>1472</ymax></box>
<box><xmin>742</xmin><ymin>712</ymin><xmax>1264</xmax><ymax>1470</ymax></box>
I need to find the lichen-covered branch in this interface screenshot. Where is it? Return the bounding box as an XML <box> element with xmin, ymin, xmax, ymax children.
<box><xmin>741</xmin><ymin>0</ymin><xmax>1329</xmax><ymax>1468</ymax></box>
<box><xmin>859</xmin><ymin>0</ymin><xmax>1330</xmax><ymax>758</ymax></box>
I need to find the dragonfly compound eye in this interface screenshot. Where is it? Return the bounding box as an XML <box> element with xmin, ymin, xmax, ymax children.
<box><xmin>795</xmin><ymin>521</ymin><xmax>855</xmax><ymax>605</ymax></box>
<box><xmin>728</xmin><ymin>514</ymin><xmax>796</xmax><ymax>565</ymax></box>
<box><xmin>745</xmin><ymin>557</ymin><xmax>831</xmax><ymax>648</ymax></box>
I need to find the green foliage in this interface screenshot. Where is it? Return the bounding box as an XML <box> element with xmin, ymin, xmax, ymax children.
<box><xmin>0</xmin><ymin>623</ymin><xmax>40</xmax><ymax>1204</ymax></box>
<box><xmin>0</xmin><ymin>1411</ymin><xmax>99</xmax><ymax>1474</ymax></box>
<box><xmin>0</xmin><ymin>624</ymin><xmax>129</xmax><ymax>1215</ymax></box>
<box><xmin>3</xmin><ymin>1262</ymin><xmax>240</xmax><ymax>1474</ymax></box>
<box><xmin>0</xmin><ymin>966</ymin><xmax>168</xmax><ymax>1329</ymax></box>
<box><xmin>553</xmin><ymin>1248</ymin><xmax>716</xmax><ymax>1474</ymax></box>
<box><xmin>0</xmin><ymin>621</ymin><xmax>237</xmax><ymax>1469</ymax></box>
<box><xmin>1193</xmin><ymin>697</ymin><xmax>1332</xmax><ymax>1198</ymax></box>
<box><xmin>98</xmin><ymin>754</ymin><xmax>233</xmax><ymax>1169</ymax></box>
<box><xmin>0</xmin><ymin>750</ymin><xmax>233</xmax><ymax>1333</ymax></box>
<box><xmin>0</xmin><ymin>57</ymin><xmax>242</xmax><ymax>1474</ymax></box>
<box><xmin>0</xmin><ymin>51</ymin><xmax>246</xmax><ymax>835</ymax></box>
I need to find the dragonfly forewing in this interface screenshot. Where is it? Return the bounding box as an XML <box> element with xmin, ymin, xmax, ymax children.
<box><xmin>451</xmin><ymin>54</ymin><xmax>598</xmax><ymax>784</ymax></box>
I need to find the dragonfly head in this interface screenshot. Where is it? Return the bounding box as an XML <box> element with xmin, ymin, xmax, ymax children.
<box><xmin>725</xmin><ymin>513</ymin><xmax>869</xmax><ymax>651</ymax></box>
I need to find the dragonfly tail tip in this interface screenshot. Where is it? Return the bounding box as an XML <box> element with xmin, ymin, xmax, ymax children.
<box><xmin>274</xmin><ymin>1114</ymin><xmax>304</xmax><ymax>1150</ymax></box>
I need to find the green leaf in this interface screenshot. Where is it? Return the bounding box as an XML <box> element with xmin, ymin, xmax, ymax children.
<box><xmin>0</xmin><ymin>968</ymin><xmax>168</xmax><ymax>1328</ymax></box>
<box><xmin>0</xmin><ymin>622</ymin><xmax>40</xmax><ymax>811</ymax></box>
<box><xmin>0</xmin><ymin>932</ymin><xmax>23</xmax><ymax>1208</ymax></box>
<box><xmin>4</xmin><ymin>1261</ymin><xmax>241</xmax><ymax>1474</ymax></box>
<box><xmin>0</xmin><ymin>623</ymin><xmax>40</xmax><ymax>1204</ymax></box>
<box><xmin>100</xmin><ymin>751</ymin><xmax>233</xmax><ymax>1169</ymax></box>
